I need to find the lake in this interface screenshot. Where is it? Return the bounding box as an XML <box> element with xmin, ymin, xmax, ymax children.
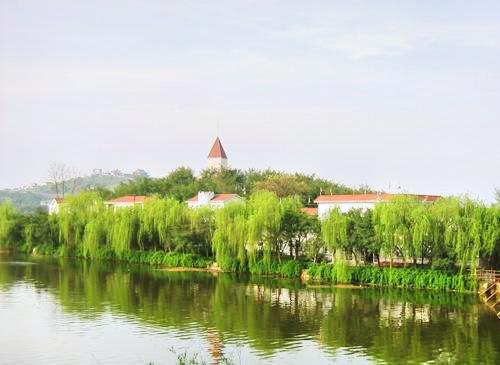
<box><xmin>0</xmin><ymin>255</ymin><xmax>499</xmax><ymax>365</ymax></box>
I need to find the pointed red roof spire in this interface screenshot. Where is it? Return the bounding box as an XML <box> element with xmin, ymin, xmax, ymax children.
<box><xmin>208</xmin><ymin>137</ymin><xmax>227</xmax><ymax>159</ymax></box>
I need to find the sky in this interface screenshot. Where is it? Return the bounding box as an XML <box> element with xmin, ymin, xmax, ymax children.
<box><xmin>1</xmin><ymin>1</ymin><xmax>499</xmax><ymax>202</ymax></box>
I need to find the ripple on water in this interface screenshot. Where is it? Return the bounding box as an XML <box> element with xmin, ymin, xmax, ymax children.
<box><xmin>0</xmin><ymin>257</ymin><xmax>499</xmax><ymax>365</ymax></box>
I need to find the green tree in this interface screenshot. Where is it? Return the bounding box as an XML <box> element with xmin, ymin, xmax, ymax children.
<box><xmin>212</xmin><ymin>202</ymin><xmax>248</xmax><ymax>271</ymax></box>
<box><xmin>254</xmin><ymin>175</ymin><xmax>308</xmax><ymax>198</ymax></box>
<box><xmin>321</xmin><ymin>208</ymin><xmax>348</xmax><ymax>259</ymax></box>
<box><xmin>198</xmin><ymin>168</ymin><xmax>246</xmax><ymax>195</ymax></box>
<box><xmin>280</xmin><ymin>205</ymin><xmax>317</xmax><ymax>259</ymax></box>
<box><xmin>246</xmin><ymin>191</ymin><xmax>284</xmax><ymax>269</ymax></box>
<box><xmin>345</xmin><ymin>209</ymin><xmax>377</xmax><ymax>264</ymax></box>
<box><xmin>161</xmin><ymin>167</ymin><xmax>199</xmax><ymax>201</ymax></box>
<box><xmin>372</xmin><ymin>196</ymin><xmax>417</xmax><ymax>266</ymax></box>
<box><xmin>0</xmin><ymin>201</ymin><xmax>20</xmax><ymax>247</ymax></box>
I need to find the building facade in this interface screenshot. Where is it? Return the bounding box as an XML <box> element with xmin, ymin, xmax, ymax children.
<box><xmin>314</xmin><ymin>193</ymin><xmax>441</xmax><ymax>219</ymax></box>
<box><xmin>187</xmin><ymin>191</ymin><xmax>241</xmax><ymax>209</ymax></box>
<box><xmin>104</xmin><ymin>195</ymin><xmax>149</xmax><ymax>211</ymax></box>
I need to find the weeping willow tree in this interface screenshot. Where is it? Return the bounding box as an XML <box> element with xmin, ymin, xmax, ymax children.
<box><xmin>321</xmin><ymin>208</ymin><xmax>347</xmax><ymax>259</ymax></box>
<box><xmin>246</xmin><ymin>191</ymin><xmax>283</xmax><ymax>271</ymax></box>
<box><xmin>319</xmin><ymin>208</ymin><xmax>350</xmax><ymax>283</ymax></box>
<box><xmin>137</xmin><ymin>198</ymin><xmax>191</xmax><ymax>252</ymax></box>
<box><xmin>212</xmin><ymin>202</ymin><xmax>248</xmax><ymax>271</ymax></box>
<box><xmin>109</xmin><ymin>207</ymin><xmax>139</xmax><ymax>258</ymax></box>
<box><xmin>0</xmin><ymin>201</ymin><xmax>18</xmax><ymax>247</ymax></box>
<box><xmin>435</xmin><ymin>198</ymin><xmax>499</xmax><ymax>273</ymax></box>
<box><xmin>373</xmin><ymin>196</ymin><xmax>499</xmax><ymax>273</ymax></box>
<box><xmin>372</xmin><ymin>196</ymin><xmax>418</xmax><ymax>265</ymax></box>
<box><xmin>82</xmin><ymin>205</ymin><xmax>110</xmax><ymax>259</ymax></box>
<box><xmin>409</xmin><ymin>204</ymin><xmax>433</xmax><ymax>265</ymax></box>
<box><xmin>58</xmin><ymin>192</ymin><xmax>103</xmax><ymax>255</ymax></box>
<box><xmin>189</xmin><ymin>206</ymin><xmax>215</xmax><ymax>257</ymax></box>
<box><xmin>480</xmin><ymin>204</ymin><xmax>499</xmax><ymax>259</ymax></box>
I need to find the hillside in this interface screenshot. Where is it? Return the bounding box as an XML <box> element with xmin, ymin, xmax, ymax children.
<box><xmin>0</xmin><ymin>169</ymin><xmax>145</xmax><ymax>212</ymax></box>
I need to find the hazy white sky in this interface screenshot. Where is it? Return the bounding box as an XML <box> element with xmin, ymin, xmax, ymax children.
<box><xmin>1</xmin><ymin>1</ymin><xmax>499</xmax><ymax>201</ymax></box>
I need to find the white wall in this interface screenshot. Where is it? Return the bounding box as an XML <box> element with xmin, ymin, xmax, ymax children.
<box><xmin>317</xmin><ymin>201</ymin><xmax>376</xmax><ymax>218</ymax></box>
<box><xmin>48</xmin><ymin>200</ymin><xmax>59</xmax><ymax>215</ymax></box>
<box><xmin>106</xmin><ymin>202</ymin><xmax>144</xmax><ymax>212</ymax></box>
<box><xmin>187</xmin><ymin>195</ymin><xmax>241</xmax><ymax>209</ymax></box>
<box><xmin>207</xmin><ymin>157</ymin><xmax>228</xmax><ymax>170</ymax></box>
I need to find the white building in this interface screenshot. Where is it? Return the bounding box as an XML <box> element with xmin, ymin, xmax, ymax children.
<box><xmin>104</xmin><ymin>195</ymin><xmax>149</xmax><ymax>211</ymax></box>
<box><xmin>207</xmin><ymin>137</ymin><xmax>228</xmax><ymax>170</ymax></box>
<box><xmin>45</xmin><ymin>197</ymin><xmax>64</xmax><ymax>215</ymax></box>
<box><xmin>187</xmin><ymin>191</ymin><xmax>241</xmax><ymax>209</ymax></box>
<box><xmin>314</xmin><ymin>193</ymin><xmax>441</xmax><ymax>219</ymax></box>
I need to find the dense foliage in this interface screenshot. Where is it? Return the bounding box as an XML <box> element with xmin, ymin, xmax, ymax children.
<box><xmin>0</xmin><ymin>190</ymin><xmax>498</xmax><ymax>290</ymax></box>
<box><xmin>307</xmin><ymin>263</ymin><xmax>476</xmax><ymax>291</ymax></box>
<box><xmin>371</xmin><ymin>196</ymin><xmax>499</xmax><ymax>272</ymax></box>
<box><xmin>112</xmin><ymin>167</ymin><xmax>366</xmax><ymax>204</ymax></box>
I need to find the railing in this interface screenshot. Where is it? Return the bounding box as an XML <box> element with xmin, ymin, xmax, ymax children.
<box><xmin>476</xmin><ymin>269</ymin><xmax>500</xmax><ymax>283</ymax></box>
<box><xmin>476</xmin><ymin>269</ymin><xmax>500</xmax><ymax>319</ymax></box>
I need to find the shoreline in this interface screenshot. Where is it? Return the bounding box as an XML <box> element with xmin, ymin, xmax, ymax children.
<box><xmin>3</xmin><ymin>249</ymin><xmax>478</xmax><ymax>293</ymax></box>
<box><xmin>159</xmin><ymin>267</ymin><xmax>221</xmax><ymax>273</ymax></box>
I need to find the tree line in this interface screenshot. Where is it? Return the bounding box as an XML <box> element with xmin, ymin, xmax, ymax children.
<box><xmin>0</xmin><ymin>191</ymin><xmax>498</xmax><ymax>274</ymax></box>
<box><xmin>93</xmin><ymin>167</ymin><xmax>369</xmax><ymax>204</ymax></box>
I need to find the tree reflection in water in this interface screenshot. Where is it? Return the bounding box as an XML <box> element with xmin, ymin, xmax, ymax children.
<box><xmin>0</xmin><ymin>257</ymin><xmax>498</xmax><ymax>365</ymax></box>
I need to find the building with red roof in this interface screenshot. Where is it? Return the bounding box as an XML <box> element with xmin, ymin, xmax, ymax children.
<box><xmin>207</xmin><ymin>137</ymin><xmax>228</xmax><ymax>170</ymax></box>
<box><xmin>104</xmin><ymin>195</ymin><xmax>149</xmax><ymax>211</ymax></box>
<box><xmin>45</xmin><ymin>197</ymin><xmax>65</xmax><ymax>215</ymax></box>
<box><xmin>314</xmin><ymin>193</ymin><xmax>441</xmax><ymax>218</ymax></box>
<box><xmin>187</xmin><ymin>191</ymin><xmax>241</xmax><ymax>209</ymax></box>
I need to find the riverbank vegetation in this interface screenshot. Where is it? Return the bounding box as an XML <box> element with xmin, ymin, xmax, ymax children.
<box><xmin>0</xmin><ymin>189</ymin><xmax>498</xmax><ymax>291</ymax></box>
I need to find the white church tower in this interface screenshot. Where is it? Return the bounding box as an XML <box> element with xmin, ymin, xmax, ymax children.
<box><xmin>207</xmin><ymin>137</ymin><xmax>228</xmax><ymax>170</ymax></box>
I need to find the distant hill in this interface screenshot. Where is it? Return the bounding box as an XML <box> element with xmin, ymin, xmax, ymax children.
<box><xmin>0</xmin><ymin>169</ymin><xmax>147</xmax><ymax>212</ymax></box>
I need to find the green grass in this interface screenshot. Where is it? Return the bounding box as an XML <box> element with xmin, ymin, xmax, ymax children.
<box><xmin>27</xmin><ymin>244</ymin><xmax>213</xmax><ymax>269</ymax></box>
<box><xmin>306</xmin><ymin>263</ymin><xmax>476</xmax><ymax>292</ymax></box>
<box><xmin>249</xmin><ymin>259</ymin><xmax>304</xmax><ymax>278</ymax></box>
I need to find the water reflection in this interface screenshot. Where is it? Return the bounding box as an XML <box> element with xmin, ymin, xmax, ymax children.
<box><xmin>0</xmin><ymin>255</ymin><xmax>498</xmax><ymax>365</ymax></box>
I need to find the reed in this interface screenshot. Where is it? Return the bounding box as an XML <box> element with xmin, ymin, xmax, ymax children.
<box><xmin>306</xmin><ymin>264</ymin><xmax>475</xmax><ymax>292</ymax></box>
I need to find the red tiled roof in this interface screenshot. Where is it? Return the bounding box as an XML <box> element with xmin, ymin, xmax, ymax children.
<box><xmin>211</xmin><ymin>193</ymin><xmax>238</xmax><ymax>202</ymax></box>
<box><xmin>208</xmin><ymin>137</ymin><xmax>227</xmax><ymax>159</ymax></box>
<box><xmin>301</xmin><ymin>207</ymin><xmax>318</xmax><ymax>216</ymax></box>
<box><xmin>314</xmin><ymin>194</ymin><xmax>385</xmax><ymax>203</ymax></box>
<box><xmin>188</xmin><ymin>193</ymin><xmax>239</xmax><ymax>202</ymax></box>
<box><xmin>314</xmin><ymin>193</ymin><xmax>440</xmax><ymax>204</ymax></box>
<box><xmin>107</xmin><ymin>195</ymin><xmax>149</xmax><ymax>204</ymax></box>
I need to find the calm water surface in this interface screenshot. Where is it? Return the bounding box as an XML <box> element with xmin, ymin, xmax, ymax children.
<box><xmin>0</xmin><ymin>255</ymin><xmax>499</xmax><ymax>365</ymax></box>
